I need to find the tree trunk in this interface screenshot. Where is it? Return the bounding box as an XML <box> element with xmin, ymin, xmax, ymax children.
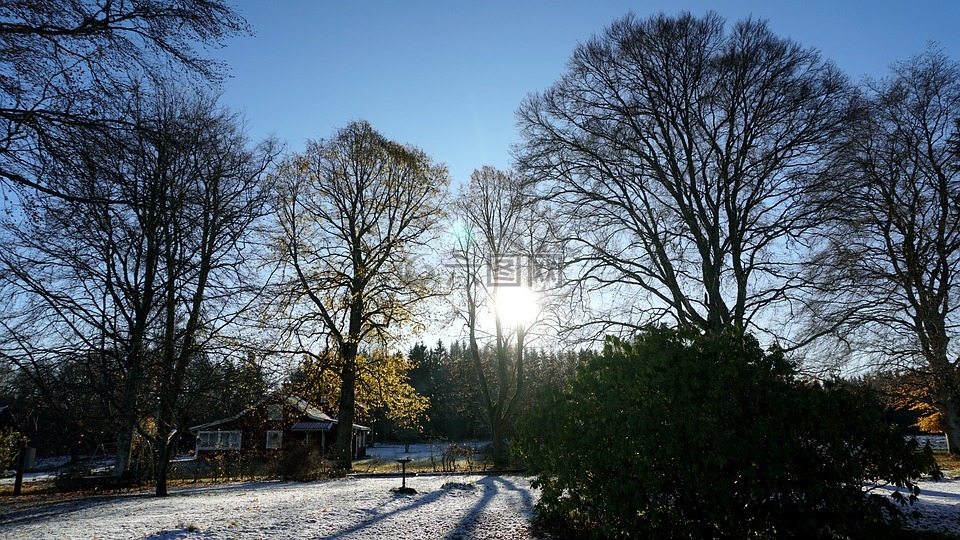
<box><xmin>490</xmin><ymin>416</ymin><xmax>509</xmax><ymax>467</ymax></box>
<box><xmin>334</xmin><ymin>346</ymin><xmax>358</xmax><ymax>470</ymax></box>
<box><xmin>153</xmin><ymin>400</ymin><xmax>180</xmax><ymax>496</ymax></box>
<box><xmin>153</xmin><ymin>441</ymin><xmax>169</xmax><ymax>497</ymax></box>
<box><xmin>113</xmin><ymin>355</ymin><xmax>142</xmax><ymax>476</ymax></box>
<box><xmin>115</xmin><ymin>420</ymin><xmax>135</xmax><ymax>476</ymax></box>
<box><xmin>942</xmin><ymin>394</ymin><xmax>960</xmax><ymax>455</ymax></box>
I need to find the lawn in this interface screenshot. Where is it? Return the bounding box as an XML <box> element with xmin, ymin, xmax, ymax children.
<box><xmin>1</xmin><ymin>443</ymin><xmax>959</xmax><ymax>539</ymax></box>
<box><xmin>0</xmin><ymin>474</ymin><xmax>538</xmax><ymax>539</ymax></box>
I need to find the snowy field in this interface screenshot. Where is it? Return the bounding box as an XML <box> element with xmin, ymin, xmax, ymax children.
<box><xmin>2</xmin><ymin>472</ymin><xmax>960</xmax><ymax>538</ymax></box>
<box><xmin>897</xmin><ymin>476</ymin><xmax>960</xmax><ymax>536</ymax></box>
<box><xmin>0</xmin><ymin>474</ymin><xmax>538</xmax><ymax>539</ymax></box>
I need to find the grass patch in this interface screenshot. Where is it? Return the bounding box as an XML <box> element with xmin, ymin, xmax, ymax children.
<box><xmin>351</xmin><ymin>456</ymin><xmax>454</xmax><ymax>474</ymax></box>
<box><xmin>934</xmin><ymin>452</ymin><xmax>960</xmax><ymax>475</ymax></box>
<box><xmin>178</xmin><ymin>522</ymin><xmax>199</xmax><ymax>532</ymax></box>
<box><xmin>352</xmin><ymin>456</ymin><xmax>483</xmax><ymax>474</ymax></box>
<box><xmin>351</xmin><ymin>443</ymin><xmax>492</xmax><ymax>474</ymax></box>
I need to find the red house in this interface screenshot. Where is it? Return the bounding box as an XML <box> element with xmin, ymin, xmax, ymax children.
<box><xmin>189</xmin><ymin>395</ymin><xmax>369</xmax><ymax>460</ymax></box>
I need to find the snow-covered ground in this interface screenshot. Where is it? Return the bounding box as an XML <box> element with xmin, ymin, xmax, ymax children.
<box><xmin>0</xmin><ymin>474</ymin><xmax>538</xmax><ymax>539</ymax></box>
<box><xmin>2</xmin><ymin>472</ymin><xmax>960</xmax><ymax>538</ymax></box>
<box><xmin>0</xmin><ymin>469</ymin><xmax>57</xmax><ymax>486</ymax></box>
<box><xmin>897</xmin><ymin>476</ymin><xmax>960</xmax><ymax>535</ymax></box>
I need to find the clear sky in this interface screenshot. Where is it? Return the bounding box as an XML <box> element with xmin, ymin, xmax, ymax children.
<box><xmin>215</xmin><ymin>1</ymin><xmax>960</xmax><ymax>187</ymax></box>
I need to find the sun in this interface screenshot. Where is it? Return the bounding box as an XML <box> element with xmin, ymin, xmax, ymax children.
<box><xmin>493</xmin><ymin>285</ymin><xmax>540</xmax><ymax>329</ymax></box>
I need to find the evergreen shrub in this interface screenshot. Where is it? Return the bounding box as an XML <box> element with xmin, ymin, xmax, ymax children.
<box><xmin>516</xmin><ymin>326</ymin><xmax>940</xmax><ymax>539</ymax></box>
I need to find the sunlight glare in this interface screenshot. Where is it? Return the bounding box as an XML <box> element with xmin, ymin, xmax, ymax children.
<box><xmin>494</xmin><ymin>285</ymin><xmax>539</xmax><ymax>329</ymax></box>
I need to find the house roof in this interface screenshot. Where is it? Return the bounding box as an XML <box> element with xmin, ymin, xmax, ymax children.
<box><xmin>284</xmin><ymin>395</ymin><xmax>336</xmax><ymax>423</ymax></box>
<box><xmin>188</xmin><ymin>394</ymin><xmax>367</xmax><ymax>433</ymax></box>
<box><xmin>189</xmin><ymin>407</ymin><xmax>252</xmax><ymax>432</ymax></box>
<box><xmin>290</xmin><ymin>421</ymin><xmax>335</xmax><ymax>431</ymax></box>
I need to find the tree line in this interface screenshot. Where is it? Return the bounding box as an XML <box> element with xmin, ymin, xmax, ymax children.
<box><xmin>0</xmin><ymin>5</ymin><xmax>958</xmax><ymax>503</ymax></box>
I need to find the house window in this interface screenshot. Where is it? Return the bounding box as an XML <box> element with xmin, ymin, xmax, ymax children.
<box><xmin>266</xmin><ymin>430</ymin><xmax>283</xmax><ymax>449</ymax></box>
<box><xmin>267</xmin><ymin>404</ymin><xmax>283</xmax><ymax>421</ymax></box>
<box><xmin>196</xmin><ymin>430</ymin><xmax>242</xmax><ymax>451</ymax></box>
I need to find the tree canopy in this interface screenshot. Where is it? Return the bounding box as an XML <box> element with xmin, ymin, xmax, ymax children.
<box><xmin>0</xmin><ymin>0</ymin><xmax>250</xmax><ymax>200</ymax></box>
<box><xmin>517</xmin><ymin>11</ymin><xmax>857</xmax><ymax>339</ymax></box>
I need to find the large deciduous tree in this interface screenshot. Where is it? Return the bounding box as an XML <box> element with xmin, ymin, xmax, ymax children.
<box><xmin>0</xmin><ymin>85</ymin><xmax>278</xmax><ymax>494</ymax></box>
<box><xmin>516</xmin><ymin>11</ymin><xmax>857</xmax><ymax>339</ymax></box>
<box><xmin>808</xmin><ymin>49</ymin><xmax>960</xmax><ymax>453</ymax></box>
<box><xmin>0</xmin><ymin>0</ymin><xmax>250</xmax><ymax>200</ymax></box>
<box><xmin>273</xmin><ymin>120</ymin><xmax>447</xmax><ymax>470</ymax></box>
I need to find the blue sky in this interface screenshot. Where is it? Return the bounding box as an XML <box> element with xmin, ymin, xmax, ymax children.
<box><xmin>215</xmin><ymin>1</ymin><xmax>960</xmax><ymax>186</ymax></box>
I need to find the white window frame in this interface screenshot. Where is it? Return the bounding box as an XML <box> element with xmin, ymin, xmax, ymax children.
<box><xmin>266</xmin><ymin>430</ymin><xmax>283</xmax><ymax>450</ymax></box>
<box><xmin>267</xmin><ymin>404</ymin><xmax>284</xmax><ymax>421</ymax></box>
<box><xmin>196</xmin><ymin>430</ymin><xmax>242</xmax><ymax>451</ymax></box>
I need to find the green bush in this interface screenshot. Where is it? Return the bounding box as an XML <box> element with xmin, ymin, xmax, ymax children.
<box><xmin>516</xmin><ymin>326</ymin><xmax>940</xmax><ymax>539</ymax></box>
<box><xmin>0</xmin><ymin>430</ymin><xmax>26</xmax><ymax>471</ymax></box>
<box><xmin>55</xmin><ymin>466</ymin><xmax>91</xmax><ymax>493</ymax></box>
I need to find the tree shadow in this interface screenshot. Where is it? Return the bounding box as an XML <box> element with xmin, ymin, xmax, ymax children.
<box><xmin>324</xmin><ymin>475</ymin><xmax>537</xmax><ymax>539</ymax></box>
<box><xmin>0</xmin><ymin>476</ymin><xmax>541</xmax><ymax>538</ymax></box>
<box><xmin>490</xmin><ymin>476</ymin><xmax>535</xmax><ymax>515</ymax></box>
<box><xmin>142</xmin><ymin>527</ymin><xmax>217</xmax><ymax>540</ymax></box>
<box><xmin>443</xmin><ymin>475</ymin><xmax>535</xmax><ymax>540</ymax></box>
<box><xmin>324</xmin><ymin>487</ymin><xmax>449</xmax><ymax>538</ymax></box>
<box><xmin>0</xmin><ymin>492</ymin><xmax>136</xmax><ymax>529</ymax></box>
<box><xmin>0</xmin><ymin>480</ymin><xmax>290</xmax><ymax>530</ymax></box>
<box><xmin>914</xmin><ymin>487</ymin><xmax>960</xmax><ymax>501</ymax></box>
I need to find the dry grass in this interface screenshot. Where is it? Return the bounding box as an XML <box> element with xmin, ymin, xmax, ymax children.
<box><xmin>935</xmin><ymin>452</ymin><xmax>960</xmax><ymax>475</ymax></box>
<box><xmin>351</xmin><ymin>454</ymin><xmax>492</xmax><ymax>475</ymax></box>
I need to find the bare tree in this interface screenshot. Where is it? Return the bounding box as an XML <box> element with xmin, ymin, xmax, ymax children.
<box><xmin>449</xmin><ymin>166</ymin><xmax>545</xmax><ymax>466</ymax></box>
<box><xmin>143</xmin><ymin>93</ymin><xmax>278</xmax><ymax>496</ymax></box>
<box><xmin>516</xmin><ymin>12</ymin><xmax>857</xmax><ymax>340</ymax></box>
<box><xmin>0</xmin><ymin>0</ymin><xmax>249</xmax><ymax>200</ymax></box>
<box><xmin>807</xmin><ymin>49</ymin><xmax>960</xmax><ymax>453</ymax></box>
<box><xmin>272</xmin><ymin>120</ymin><xmax>448</xmax><ymax>470</ymax></box>
<box><xmin>0</xmin><ymin>85</ymin><xmax>278</xmax><ymax>494</ymax></box>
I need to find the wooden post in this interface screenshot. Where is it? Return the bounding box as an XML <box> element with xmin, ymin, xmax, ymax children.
<box><xmin>13</xmin><ymin>440</ymin><xmax>26</xmax><ymax>496</ymax></box>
